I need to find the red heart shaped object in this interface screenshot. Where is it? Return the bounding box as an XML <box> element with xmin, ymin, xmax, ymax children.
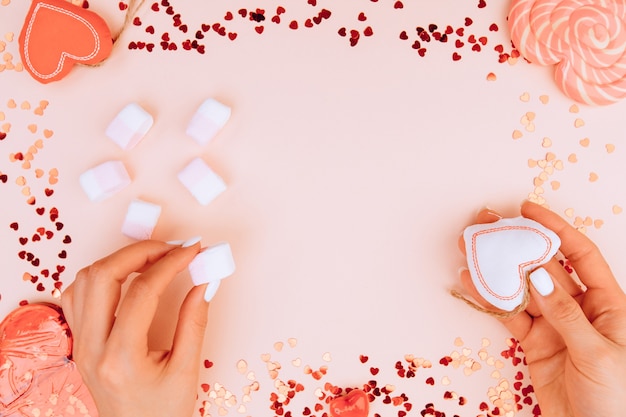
<box><xmin>19</xmin><ymin>0</ymin><xmax>113</xmax><ymax>84</ymax></box>
<box><xmin>329</xmin><ymin>389</ymin><xmax>369</xmax><ymax>417</ymax></box>
<box><xmin>0</xmin><ymin>303</ymin><xmax>97</xmax><ymax>416</ymax></box>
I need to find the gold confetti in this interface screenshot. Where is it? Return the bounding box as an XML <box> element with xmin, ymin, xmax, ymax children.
<box><xmin>0</xmin><ymin>112</ymin><xmax>4</xmax><ymax>121</ymax></box>
<box><xmin>527</xmin><ymin>159</ymin><xmax>537</xmax><ymax>168</ymax></box>
<box><xmin>7</xmin><ymin>99</ymin><xmax>16</xmax><ymax>108</ymax></box>
<box><xmin>43</xmin><ymin>129</ymin><xmax>54</xmax><ymax>138</ymax></box>
<box><xmin>583</xmin><ymin>216</ymin><xmax>593</xmax><ymax>227</ymax></box>
<box><xmin>322</xmin><ymin>352</ymin><xmax>332</xmax><ymax>362</ymax></box>
<box><xmin>613</xmin><ymin>205</ymin><xmax>622</xmax><ymax>214</ymax></box>
<box><xmin>512</xmin><ymin>130</ymin><xmax>523</xmax><ymax>140</ymax></box>
<box><xmin>236</xmin><ymin>360</ymin><xmax>247</xmax><ymax>374</ymax></box>
<box><xmin>520</xmin><ymin>92</ymin><xmax>530</xmax><ymax>102</ymax></box>
<box><xmin>260</xmin><ymin>353</ymin><xmax>270</xmax><ymax>362</ymax></box>
<box><xmin>565</xmin><ymin>208</ymin><xmax>575</xmax><ymax>218</ymax></box>
<box><xmin>273</xmin><ymin>342</ymin><xmax>284</xmax><ymax>352</ymax></box>
<box><xmin>525</xmin><ymin>122</ymin><xmax>535</xmax><ymax>132</ymax></box>
<box><xmin>569</xmin><ymin>104</ymin><xmax>579</xmax><ymax>113</ymax></box>
<box><xmin>550</xmin><ymin>181</ymin><xmax>560</xmax><ymax>190</ymax></box>
<box><xmin>486</xmin><ymin>72</ymin><xmax>497</xmax><ymax>81</ymax></box>
<box><xmin>287</xmin><ymin>338</ymin><xmax>297</xmax><ymax>348</ymax></box>
<box><xmin>568</xmin><ymin>153</ymin><xmax>578</xmax><ymax>163</ymax></box>
<box><xmin>606</xmin><ymin>144</ymin><xmax>616</xmax><ymax>153</ymax></box>
<box><xmin>553</xmin><ymin>160</ymin><xmax>564</xmax><ymax>170</ymax></box>
<box><xmin>594</xmin><ymin>219</ymin><xmax>604</xmax><ymax>229</ymax></box>
<box><xmin>27</xmin><ymin>124</ymin><xmax>37</xmax><ymax>133</ymax></box>
<box><xmin>574</xmin><ymin>118</ymin><xmax>585</xmax><ymax>128</ymax></box>
<box><xmin>454</xmin><ymin>337</ymin><xmax>464</xmax><ymax>347</ymax></box>
<box><xmin>21</xmin><ymin>101</ymin><xmax>31</xmax><ymax>110</ymax></box>
<box><xmin>539</xmin><ymin>95</ymin><xmax>549</xmax><ymax>104</ymax></box>
<box><xmin>541</xmin><ymin>137</ymin><xmax>552</xmax><ymax>148</ymax></box>
<box><xmin>291</xmin><ymin>358</ymin><xmax>301</xmax><ymax>367</ymax></box>
<box><xmin>441</xmin><ymin>376</ymin><xmax>451</xmax><ymax>386</ymax></box>
<box><xmin>546</xmin><ymin>152</ymin><xmax>556</xmax><ymax>161</ymax></box>
<box><xmin>579</xmin><ymin>138</ymin><xmax>590</xmax><ymax>147</ymax></box>
<box><xmin>589</xmin><ymin>172</ymin><xmax>599</xmax><ymax>182</ymax></box>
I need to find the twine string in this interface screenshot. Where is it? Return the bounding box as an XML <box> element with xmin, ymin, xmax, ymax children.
<box><xmin>450</xmin><ymin>275</ymin><xmax>532</xmax><ymax>319</ymax></box>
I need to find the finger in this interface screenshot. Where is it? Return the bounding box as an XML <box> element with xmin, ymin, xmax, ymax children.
<box><xmin>76</xmin><ymin>241</ymin><xmax>178</xmax><ymax>349</ymax></box>
<box><xmin>61</xmin><ymin>284</ymin><xmax>75</xmax><ymax>331</ymax></box>
<box><xmin>169</xmin><ymin>285</ymin><xmax>210</xmax><ymax>374</ymax></box>
<box><xmin>109</xmin><ymin>242</ymin><xmax>202</xmax><ymax>353</ymax></box>
<box><xmin>528</xmin><ymin>267</ymin><xmax>602</xmax><ymax>356</ymax></box>
<box><xmin>460</xmin><ymin>268</ymin><xmax>534</xmax><ymax>340</ymax></box>
<box><xmin>521</xmin><ymin>201</ymin><xmax>620</xmax><ymax>292</ymax></box>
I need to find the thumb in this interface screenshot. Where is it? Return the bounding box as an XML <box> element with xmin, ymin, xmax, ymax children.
<box><xmin>170</xmin><ymin>284</ymin><xmax>210</xmax><ymax>373</ymax></box>
<box><xmin>529</xmin><ymin>267</ymin><xmax>601</xmax><ymax>356</ymax></box>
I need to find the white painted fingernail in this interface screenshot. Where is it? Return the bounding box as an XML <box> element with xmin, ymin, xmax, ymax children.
<box><xmin>203</xmin><ymin>280</ymin><xmax>221</xmax><ymax>302</ymax></box>
<box><xmin>530</xmin><ymin>267</ymin><xmax>554</xmax><ymax>296</ymax></box>
<box><xmin>182</xmin><ymin>236</ymin><xmax>202</xmax><ymax>248</ymax></box>
<box><xmin>458</xmin><ymin>266</ymin><xmax>468</xmax><ymax>276</ymax></box>
<box><xmin>166</xmin><ymin>240</ymin><xmax>186</xmax><ymax>245</ymax></box>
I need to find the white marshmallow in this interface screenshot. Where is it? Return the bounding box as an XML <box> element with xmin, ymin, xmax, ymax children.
<box><xmin>79</xmin><ymin>160</ymin><xmax>131</xmax><ymax>202</ymax></box>
<box><xmin>188</xmin><ymin>242</ymin><xmax>236</xmax><ymax>285</ymax></box>
<box><xmin>177</xmin><ymin>157</ymin><xmax>226</xmax><ymax>205</ymax></box>
<box><xmin>121</xmin><ymin>199</ymin><xmax>162</xmax><ymax>240</ymax></box>
<box><xmin>186</xmin><ymin>98</ymin><xmax>231</xmax><ymax>145</ymax></box>
<box><xmin>105</xmin><ymin>103</ymin><xmax>154</xmax><ymax>150</ymax></box>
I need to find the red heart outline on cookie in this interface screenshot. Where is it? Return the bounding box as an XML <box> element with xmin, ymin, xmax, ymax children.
<box><xmin>329</xmin><ymin>389</ymin><xmax>369</xmax><ymax>417</ymax></box>
<box><xmin>19</xmin><ymin>0</ymin><xmax>113</xmax><ymax>84</ymax></box>
<box><xmin>0</xmin><ymin>303</ymin><xmax>97</xmax><ymax>416</ymax></box>
<box><xmin>463</xmin><ymin>217</ymin><xmax>561</xmax><ymax>312</ymax></box>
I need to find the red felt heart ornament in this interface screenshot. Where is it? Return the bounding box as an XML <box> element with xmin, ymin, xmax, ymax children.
<box><xmin>0</xmin><ymin>303</ymin><xmax>97</xmax><ymax>417</ymax></box>
<box><xmin>329</xmin><ymin>389</ymin><xmax>369</xmax><ymax>417</ymax></box>
<box><xmin>19</xmin><ymin>0</ymin><xmax>113</xmax><ymax>84</ymax></box>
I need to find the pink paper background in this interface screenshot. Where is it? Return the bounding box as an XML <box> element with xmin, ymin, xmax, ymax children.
<box><xmin>2</xmin><ymin>1</ymin><xmax>626</xmax><ymax>416</ymax></box>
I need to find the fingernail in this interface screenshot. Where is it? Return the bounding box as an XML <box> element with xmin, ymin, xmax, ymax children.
<box><xmin>458</xmin><ymin>266</ymin><xmax>468</xmax><ymax>276</ymax></box>
<box><xmin>529</xmin><ymin>267</ymin><xmax>554</xmax><ymax>296</ymax></box>
<box><xmin>166</xmin><ymin>239</ymin><xmax>186</xmax><ymax>245</ymax></box>
<box><xmin>204</xmin><ymin>280</ymin><xmax>221</xmax><ymax>302</ymax></box>
<box><xmin>477</xmin><ymin>206</ymin><xmax>502</xmax><ymax>219</ymax></box>
<box><xmin>182</xmin><ymin>236</ymin><xmax>202</xmax><ymax>248</ymax></box>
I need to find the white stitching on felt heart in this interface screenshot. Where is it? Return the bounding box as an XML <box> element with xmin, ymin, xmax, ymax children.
<box><xmin>469</xmin><ymin>224</ymin><xmax>555</xmax><ymax>301</ymax></box>
<box><xmin>22</xmin><ymin>2</ymin><xmax>103</xmax><ymax>80</ymax></box>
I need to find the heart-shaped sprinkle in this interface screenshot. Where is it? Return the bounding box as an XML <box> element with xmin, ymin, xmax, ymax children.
<box><xmin>329</xmin><ymin>389</ymin><xmax>369</xmax><ymax>417</ymax></box>
<box><xmin>463</xmin><ymin>217</ymin><xmax>560</xmax><ymax>311</ymax></box>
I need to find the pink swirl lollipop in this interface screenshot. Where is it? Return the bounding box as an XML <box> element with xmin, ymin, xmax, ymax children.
<box><xmin>509</xmin><ymin>0</ymin><xmax>626</xmax><ymax>105</ymax></box>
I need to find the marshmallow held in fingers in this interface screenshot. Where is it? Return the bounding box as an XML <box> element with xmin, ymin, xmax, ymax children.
<box><xmin>463</xmin><ymin>216</ymin><xmax>561</xmax><ymax>312</ymax></box>
<box><xmin>121</xmin><ymin>199</ymin><xmax>162</xmax><ymax>240</ymax></box>
<box><xmin>186</xmin><ymin>98</ymin><xmax>231</xmax><ymax>145</ymax></box>
<box><xmin>79</xmin><ymin>160</ymin><xmax>131</xmax><ymax>202</ymax></box>
<box><xmin>188</xmin><ymin>242</ymin><xmax>235</xmax><ymax>302</ymax></box>
<box><xmin>105</xmin><ymin>103</ymin><xmax>154</xmax><ymax>150</ymax></box>
<box><xmin>177</xmin><ymin>157</ymin><xmax>227</xmax><ymax>206</ymax></box>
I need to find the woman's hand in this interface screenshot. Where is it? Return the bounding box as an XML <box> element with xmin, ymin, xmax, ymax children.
<box><xmin>459</xmin><ymin>201</ymin><xmax>626</xmax><ymax>417</ymax></box>
<box><xmin>61</xmin><ymin>239</ymin><xmax>209</xmax><ymax>417</ymax></box>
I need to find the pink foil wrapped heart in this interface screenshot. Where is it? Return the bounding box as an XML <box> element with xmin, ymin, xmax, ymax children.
<box><xmin>0</xmin><ymin>303</ymin><xmax>97</xmax><ymax>417</ymax></box>
<box><xmin>463</xmin><ymin>217</ymin><xmax>561</xmax><ymax>312</ymax></box>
